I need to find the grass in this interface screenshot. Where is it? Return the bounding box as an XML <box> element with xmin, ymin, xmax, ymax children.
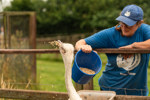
<box><xmin>37</xmin><ymin>54</ymin><xmax>66</xmax><ymax>92</ymax></box>
<box><xmin>36</xmin><ymin>53</ymin><xmax>150</xmax><ymax>96</ymax></box>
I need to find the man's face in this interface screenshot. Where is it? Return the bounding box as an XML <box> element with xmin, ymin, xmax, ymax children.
<box><xmin>120</xmin><ymin>22</ymin><xmax>139</xmax><ymax>37</ymax></box>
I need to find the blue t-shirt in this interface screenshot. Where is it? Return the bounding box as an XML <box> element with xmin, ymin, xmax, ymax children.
<box><xmin>85</xmin><ymin>24</ymin><xmax>150</xmax><ymax>96</ymax></box>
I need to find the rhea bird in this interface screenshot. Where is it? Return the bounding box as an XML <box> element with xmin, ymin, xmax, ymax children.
<box><xmin>50</xmin><ymin>40</ymin><xmax>116</xmax><ymax>100</ymax></box>
<box><xmin>53</xmin><ymin>40</ymin><xmax>82</xmax><ymax>100</ymax></box>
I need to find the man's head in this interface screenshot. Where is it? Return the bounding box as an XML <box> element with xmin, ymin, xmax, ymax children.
<box><xmin>116</xmin><ymin>4</ymin><xmax>143</xmax><ymax>26</ymax></box>
<box><xmin>116</xmin><ymin>5</ymin><xmax>144</xmax><ymax>37</ymax></box>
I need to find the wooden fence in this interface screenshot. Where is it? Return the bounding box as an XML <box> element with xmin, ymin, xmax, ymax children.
<box><xmin>0</xmin><ymin>48</ymin><xmax>150</xmax><ymax>54</ymax></box>
<box><xmin>0</xmin><ymin>89</ymin><xmax>150</xmax><ymax>100</ymax></box>
<box><xmin>0</xmin><ymin>48</ymin><xmax>150</xmax><ymax>99</ymax></box>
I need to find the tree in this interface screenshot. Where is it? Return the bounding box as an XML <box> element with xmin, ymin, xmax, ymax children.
<box><xmin>4</xmin><ymin>0</ymin><xmax>150</xmax><ymax>35</ymax></box>
<box><xmin>4</xmin><ymin>0</ymin><xmax>34</xmax><ymax>11</ymax></box>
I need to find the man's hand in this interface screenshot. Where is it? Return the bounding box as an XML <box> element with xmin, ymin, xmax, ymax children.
<box><xmin>119</xmin><ymin>44</ymin><xmax>133</xmax><ymax>49</ymax></box>
<box><xmin>80</xmin><ymin>44</ymin><xmax>92</xmax><ymax>53</ymax></box>
<box><xmin>75</xmin><ymin>39</ymin><xmax>92</xmax><ymax>53</ymax></box>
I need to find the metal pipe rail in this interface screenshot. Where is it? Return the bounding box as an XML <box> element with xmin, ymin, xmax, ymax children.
<box><xmin>0</xmin><ymin>48</ymin><xmax>150</xmax><ymax>54</ymax></box>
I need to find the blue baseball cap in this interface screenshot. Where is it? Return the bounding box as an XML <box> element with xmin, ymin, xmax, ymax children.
<box><xmin>116</xmin><ymin>4</ymin><xmax>143</xmax><ymax>26</ymax></box>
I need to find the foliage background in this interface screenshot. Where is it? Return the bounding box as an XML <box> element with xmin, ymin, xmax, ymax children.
<box><xmin>4</xmin><ymin>0</ymin><xmax>150</xmax><ymax>36</ymax></box>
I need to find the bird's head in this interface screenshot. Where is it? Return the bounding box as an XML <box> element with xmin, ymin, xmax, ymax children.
<box><xmin>57</xmin><ymin>40</ymin><xmax>74</xmax><ymax>56</ymax></box>
<box><xmin>57</xmin><ymin>40</ymin><xmax>66</xmax><ymax>54</ymax></box>
<box><xmin>49</xmin><ymin>40</ymin><xmax>74</xmax><ymax>57</ymax></box>
<box><xmin>57</xmin><ymin>40</ymin><xmax>75</xmax><ymax>68</ymax></box>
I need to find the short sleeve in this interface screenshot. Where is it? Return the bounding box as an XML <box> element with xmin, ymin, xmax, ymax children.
<box><xmin>142</xmin><ymin>24</ymin><xmax>150</xmax><ymax>40</ymax></box>
<box><xmin>84</xmin><ymin>27</ymin><xmax>115</xmax><ymax>49</ymax></box>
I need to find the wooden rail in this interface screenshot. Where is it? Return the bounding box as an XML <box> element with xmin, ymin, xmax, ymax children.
<box><xmin>0</xmin><ymin>48</ymin><xmax>150</xmax><ymax>54</ymax></box>
<box><xmin>0</xmin><ymin>89</ymin><xmax>149</xmax><ymax>100</ymax></box>
<box><xmin>0</xmin><ymin>49</ymin><xmax>59</xmax><ymax>54</ymax></box>
<box><xmin>0</xmin><ymin>49</ymin><xmax>149</xmax><ymax>99</ymax></box>
<box><xmin>0</xmin><ymin>89</ymin><xmax>68</xmax><ymax>100</ymax></box>
<box><xmin>115</xmin><ymin>95</ymin><xmax>150</xmax><ymax>100</ymax></box>
<box><xmin>95</xmin><ymin>48</ymin><xmax>150</xmax><ymax>54</ymax></box>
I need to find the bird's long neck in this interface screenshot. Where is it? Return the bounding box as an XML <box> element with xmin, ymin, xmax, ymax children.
<box><xmin>63</xmin><ymin>54</ymin><xmax>82</xmax><ymax>100</ymax></box>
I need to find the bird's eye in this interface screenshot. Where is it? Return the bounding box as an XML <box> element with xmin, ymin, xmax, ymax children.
<box><xmin>60</xmin><ymin>47</ymin><xmax>66</xmax><ymax>53</ymax></box>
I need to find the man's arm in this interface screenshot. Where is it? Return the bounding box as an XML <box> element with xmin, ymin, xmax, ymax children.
<box><xmin>119</xmin><ymin>39</ymin><xmax>150</xmax><ymax>49</ymax></box>
<box><xmin>131</xmin><ymin>39</ymin><xmax>150</xmax><ymax>49</ymax></box>
<box><xmin>75</xmin><ymin>39</ymin><xmax>92</xmax><ymax>53</ymax></box>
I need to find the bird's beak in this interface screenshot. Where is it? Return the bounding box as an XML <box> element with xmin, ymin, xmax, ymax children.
<box><xmin>57</xmin><ymin>40</ymin><xmax>63</xmax><ymax>46</ymax></box>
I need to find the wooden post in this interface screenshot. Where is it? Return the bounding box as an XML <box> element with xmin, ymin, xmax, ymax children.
<box><xmin>29</xmin><ymin>12</ymin><xmax>36</xmax><ymax>82</ymax></box>
<box><xmin>3</xmin><ymin>12</ymin><xmax>7</xmax><ymax>49</ymax></box>
<box><xmin>83</xmin><ymin>79</ymin><xmax>93</xmax><ymax>90</ymax></box>
<box><xmin>75</xmin><ymin>79</ymin><xmax>93</xmax><ymax>91</ymax></box>
<box><xmin>75</xmin><ymin>83</ymin><xmax>83</xmax><ymax>91</ymax></box>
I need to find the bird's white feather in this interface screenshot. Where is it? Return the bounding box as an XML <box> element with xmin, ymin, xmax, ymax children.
<box><xmin>59</xmin><ymin>42</ymin><xmax>82</xmax><ymax>100</ymax></box>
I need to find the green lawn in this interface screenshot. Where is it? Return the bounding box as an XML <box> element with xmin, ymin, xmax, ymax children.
<box><xmin>37</xmin><ymin>53</ymin><xmax>150</xmax><ymax>96</ymax></box>
<box><xmin>36</xmin><ymin>54</ymin><xmax>66</xmax><ymax>92</ymax></box>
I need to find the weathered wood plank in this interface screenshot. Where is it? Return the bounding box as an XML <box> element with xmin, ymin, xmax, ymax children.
<box><xmin>0</xmin><ymin>48</ymin><xmax>150</xmax><ymax>54</ymax></box>
<box><xmin>0</xmin><ymin>12</ymin><xmax>36</xmax><ymax>16</ymax></box>
<box><xmin>115</xmin><ymin>95</ymin><xmax>150</xmax><ymax>100</ymax></box>
<box><xmin>75</xmin><ymin>80</ymin><xmax>93</xmax><ymax>91</ymax></box>
<box><xmin>95</xmin><ymin>48</ymin><xmax>150</xmax><ymax>54</ymax></box>
<box><xmin>83</xmin><ymin>79</ymin><xmax>93</xmax><ymax>90</ymax></box>
<box><xmin>29</xmin><ymin>12</ymin><xmax>37</xmax><ymax>82</ymax></box>
<box><xmin>75</xmin><ymin>83</ymin><xmax>83</xmax><ymax>91</ymax></box>
<box><xmin>78</xmin><ymin>90</ymin><xmax>116</xmax><ymax>100</ymax></box>
<box><xmin>0</xmin><ymin>49</ymin><xmax>60</xmax><ymax>54</ymax></box>
<box><xmin>0</xmin><ymin>89</ymin><xmax>150</xmax><ymax>100</ymax></box>
<box><xmin>0</xmin><ymin>89</ymin><xmax>68</xmax><ymax>100</ymax></box>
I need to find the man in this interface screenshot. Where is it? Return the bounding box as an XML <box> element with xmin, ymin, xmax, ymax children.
<box><xmin>75</xmin><ymin>4</ymin><xmax>150</xmax><ymax>96</ymax></box>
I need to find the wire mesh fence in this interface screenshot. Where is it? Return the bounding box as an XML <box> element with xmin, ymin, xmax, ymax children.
<box><xmin>0</xmin><ymin>12</ymin><xmax>36</xmax><ymax>90</ymax></box>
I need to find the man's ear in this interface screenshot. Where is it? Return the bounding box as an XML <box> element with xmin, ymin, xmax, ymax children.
<box><xmin>138</xmin><ymin>20</ymin><xmax>144</xmax><ymax>26</ymax></box>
